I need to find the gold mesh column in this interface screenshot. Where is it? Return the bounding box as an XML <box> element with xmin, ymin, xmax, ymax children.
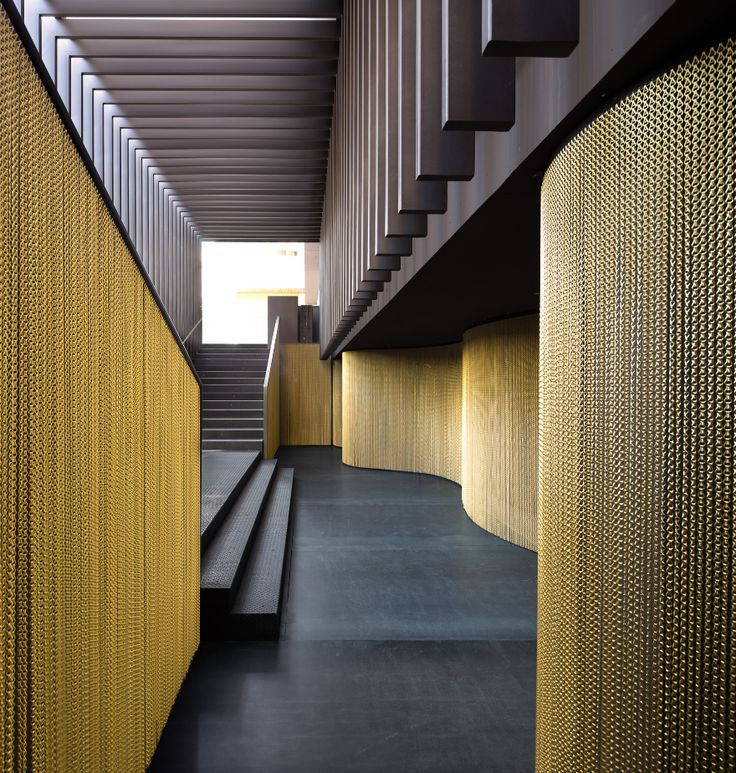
<box><xmin>332</xmin><ymin>359</ymin><xmax>343</xmax><ymax>447</ymax></box>
<box><xmin>461</xmin><ymin>316</ymin><xmax>539</xmax><ymax>550</ymax></box>
<box><xmin>538</xmin><ymin>40</ymin><xmax>735</xmax><ymax>772</ymax></box>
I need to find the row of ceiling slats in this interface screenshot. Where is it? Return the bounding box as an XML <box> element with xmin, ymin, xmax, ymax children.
<box><xmin>19</xmin><ymin>0</ymin><xmax>342</xmax><ymax>245</ymax></box>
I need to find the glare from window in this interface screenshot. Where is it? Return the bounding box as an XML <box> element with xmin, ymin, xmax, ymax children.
<box><xmin>202</xmin><ymin>241</ymin><xmax>306</xmax><ymax>344</ymax></box>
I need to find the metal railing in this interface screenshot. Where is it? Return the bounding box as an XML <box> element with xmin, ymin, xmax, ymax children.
<box><xmin>263</xmin><ymin>317</ymin><xmax>281</xmax><ymax>458</ymax></box>
<box><xmin>182</xmin><ymin>317</ymin><xmax>202</xmax><ymax>345</ymax></box>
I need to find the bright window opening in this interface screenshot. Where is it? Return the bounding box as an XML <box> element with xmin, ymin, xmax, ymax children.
<box><xmin>202</xmin><ymin>241</ymin><xmax>306</xmax><ymax>344</ymax></box>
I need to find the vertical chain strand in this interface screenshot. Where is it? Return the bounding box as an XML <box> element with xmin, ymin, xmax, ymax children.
<box><xmin>538</xmin><ymin>39</ymin><xmax>736</xmax><ymax>772</ymax></box>
<box><xmin>0</xmin><ymin>6</ymin><xmax>201</xmax><ymax>771</ymax></box>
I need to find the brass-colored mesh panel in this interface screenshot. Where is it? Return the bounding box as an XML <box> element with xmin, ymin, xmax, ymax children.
<box><xmin>462</xmin><ymin>316</ymin><xmax>539</xmax><ymax>550</ymax></box>
<box><xmin>342</xmin><ymin>346</ymin><xmax>463</xmax><ymax>483</ymax></box>
<box><xmin>0</xmin><ymin>7</ymin><xmax>200</xmax><ymax>771</ymax></box>
<box><xmin>143</xmin><ymin>296</ymin><xmax>199</xmax><ymax>759</ymax></box>
<box><xmin>0</xmin><ymin>13</ymin><xmax>20</xmax><ymax>773</ymax></box>
<box><xmin>538</xmin><ymin>40</ymin><xmax>735</xmax><ymax>772</ymax></box>
<box><xmin>280</xmin><ymin>344</ymin><xmax>332</xmax><ymax>446</ymax></box>
<box><xmin>332</xmin><ymin>358</ymin><xmax>342</xmax><ymax>447</ymax></box>
<box><xmin>341</xmin><ymin>329</ymin><xmax>538</xmax><ymax>549</ymax></box>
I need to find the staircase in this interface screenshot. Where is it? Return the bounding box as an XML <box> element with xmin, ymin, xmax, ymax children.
<box><xmin>195</xmin><ymin>343</ymin><xmax>269</xmax><ymax>452</ymax></box>
<box><xmin>196</xmin><ymin>343</ymin><xmax>294</xmax><ymax>640</ymax></box>
<box><xmin>199</xmin><ymin>450</ymin><xmax>294</xmax><ymax>639</ymax></box>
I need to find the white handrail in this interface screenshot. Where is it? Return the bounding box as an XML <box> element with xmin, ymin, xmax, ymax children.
<box><xmin>182</xmin><ymin>317</ymin><xmax>202</xmax><ymax>344</ymax></box>
<box><xmin>263</xmin><ymin>317</ymin><xmax>281</xmax><ymax>459</ymax></box>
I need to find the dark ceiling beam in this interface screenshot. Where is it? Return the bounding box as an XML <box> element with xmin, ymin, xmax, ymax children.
<box><xmin>169</xmin><ymin>195</ymin><xmax>325</xmax><ymax>202</ymax></box>
<box><xmin>115</xmin><ymin>103</ymin><xmax>336</xmax><ymax>119</ymax></box>
<box><xmin>119</xmin><ymin>128</ymin><xmax>331</xmax><ymax>140</ymax></box>
<box><xmin>158</xmin><ymin>175</ymin><xmax>325</xmax><ymax>185</ymax></box>
<box><xmin>383</xmin><ymin>0</ymin><xmax>427</xmax><ymax>239</ymax></box>
<box><xmin>123</xmin><ymin>139</ymin><xmax>330</xmax><ymax>150</ymax></box>
<box><xmin>441</xmin><ymin>0</ymin><xmax>516</xmax><ymax>130</ymax></box>
<box><xmin>58</xmin><ymin>37</ymin><xmax>340</xmax><ymax>59</ymax></box>
<box><xmin>88</xmin><ymin>73</ymin><xmax>336</xmax><ymax>91</ymax></box>
<box><xmin>150</xmin><ymin>167</ymin><xmax>328</xmax><ymax>177</ymax></box>
<box><xmin>160</xmin><ymin>181</ymin><xmax>325</xmax><ymax>190</ymax></box>
<box><xmin>100</xmin><ymin>89</ymin><xmax>335</xmax><ymax>106</ymax></box>
<box><xmin>41</xmin><ymin>0</ymin><xmax>341</xmax><ymax>16</ymax></box>
<box><xmin>113</xmin><ymin>116</ymin><xmax>332</xmax><ymax>130</ymax></box>
<box><xmin>76</xmin><ymin>56</ymin><xmax>339</xmax><ymax>77</ymax></box>
<box><xmin>134</xmin><ymin>148</ymin><xmax>330</xmax><ymax>159</ymax></box>
<box><xmin>175</xmin><ymin>209</ymin><xmax>324</xmax><ymax>215</ymax></box>
<box><xmin>481</xmin><ymin>0</ymin><xmax>579</xmax><ymax>57</ymax></box>
<box><xmin>367</xmin><ymin>0</ymin><xmax>412</xmax><ymax>260</ymax></box>
<box><xmin>128</xmin><ymin>155</ymin><xmax>326</xmax><ymax>175</ymax></box>
<box><xmin>398</xmin><ymin>0</ymin><xmax>446</xmax><ymax>213</ymax></box>
<box><xmin>44</xmin><ymin>17</ymin><xmax>340</xmax><ymax>40</ymax></box>
<box><xmin>373</xmin><ymin>0</ymin><xmax>415</xmax><ymax>256</ymax></box>
<box><xmin>416</xmin><ymin>0</ymin><xmax>474</xmax><ymax>180</ymax></box>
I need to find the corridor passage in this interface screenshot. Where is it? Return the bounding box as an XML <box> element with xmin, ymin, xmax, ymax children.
<box><xmin>150</xmin><ymin>448</ymin><xmax>537</xmax><ymax>773</ymax></box>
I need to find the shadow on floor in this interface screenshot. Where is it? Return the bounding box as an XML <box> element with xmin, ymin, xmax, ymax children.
<box><xmin>150</xmin><ymin>447</ymin><xmax>537</xmax><ymax>773</ymax></box>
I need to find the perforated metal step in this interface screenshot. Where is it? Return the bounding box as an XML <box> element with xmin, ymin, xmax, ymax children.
<box><xmin>200</xmin><ymin>450</ymin><xmax>260</xmax><ymax>549</ymax></box>
<box><xmin>230</xmin><ymin>467</ymin><xmax>295</xmax><ymax>640</ymax></box>
<box><xmin>201</xmin><ymin>459</ymin><xmax>278</xmax><ymax>600</ymax></box>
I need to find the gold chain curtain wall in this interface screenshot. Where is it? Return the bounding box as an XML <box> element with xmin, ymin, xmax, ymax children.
<box><xmin>1</xmin><ymin>9</ymin><xmax>200</xmax><ymax>773</ymax></box>
<box><xmin>341</xmin><ymin>314</ymin><xmax>539</xmax><ymax>551</ymax></box>
<box><xmin>538</xmin><ymin>40</ymin><xmax>735</xmax><ymax>772</ymax></box>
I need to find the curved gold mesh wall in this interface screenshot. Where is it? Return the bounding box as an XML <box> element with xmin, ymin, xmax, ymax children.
<box><xmin>342</xmin><ymin>346</ymin><xmax>463</xmax><ymax>484</ymax></box>
<box><xmin>332</xmin><ymin>358</ymin><xmax>343</xmax><ymax>447</ymax></box>
<box><xmin>1</xmin><ymin>10</ymin><xmax>200</xmax><ymax>772</ymax></box>
<box><xmin>538</xmin><ymin>40</ymin><xmax>735</xmax><ymax>772</ymax></box>
<box><xmin>341</xmin><ymin>321</ymin><xmax>538</xmax><ymax>547</ymax></box>
<box><xmin>462</xmin><ymin>316</ymin><xmax>538</xmax><ymax>550</ymax></box>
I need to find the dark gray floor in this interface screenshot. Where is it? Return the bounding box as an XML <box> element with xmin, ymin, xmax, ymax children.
<box><xmin>149</xmin><ymin>447</ymin><xmax>537</xmax><ymax>773</ymax></box>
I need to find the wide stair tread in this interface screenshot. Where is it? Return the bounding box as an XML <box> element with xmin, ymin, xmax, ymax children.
<box><xmin>203</xmin><ymin>428</ymin><xmax>262</xmax><ymax>440</ymax></box>
<box><xmin>203</xmin><ymin>412</ymin><xmax>262</xmax><ymax>420</ymax></box>
<box><xmin>200</xmin><ymin>450</ymin><xmax>260</xmax><ymax>549</ymax></box>
<box><xmin>203</xmin><ymin>403</ymin><xmax>262</xmax><ymax>410</ymax></box>
<box><xmin>230</xmin><ymin>468</ymin><xmax>294</xmax><ymax>638</ymax></box>
<box><xmin>203</xmin><ymin>438</ymin><xmax>263</xmax><ymax>452</ymax></box>
<box><xmin>201</xmin><ymin>459</ymin><xmax>278</xmax><ymax>595</ymax></box>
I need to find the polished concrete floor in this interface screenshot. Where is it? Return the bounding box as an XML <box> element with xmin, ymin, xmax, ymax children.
<box><xmin>150</xmin><ymin>447</ymin><xmax>537</xmax><ymax>773</ymax></box>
